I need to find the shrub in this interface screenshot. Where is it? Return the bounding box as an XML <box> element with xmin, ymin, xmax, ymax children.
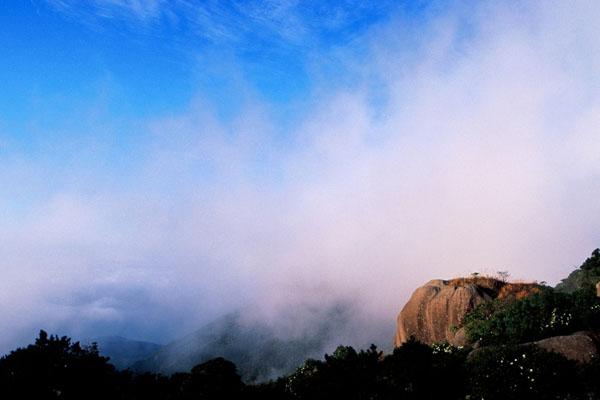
<box><xmin>467</xmin><ymin>345</ymin><xmax>581</xmax><ymax>400</ymax></box>
<box><xmin>463</xmin><ymin>288</ymin><xmax>600</xmax><ymax>345</ymax></box>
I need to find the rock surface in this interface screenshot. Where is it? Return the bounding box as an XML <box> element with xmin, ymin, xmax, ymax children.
<box><xmin>394</xmin><ymin>279</ymin><xmax>492</xmax><ymax>346</ymax></box>
<box><xmin>394</xmin><ymin>278</ymin><xmax>539</xmax><ymax>347</ymax></box>
<box><xmin>468</xmin><ymin>331</ymin><xmax>599</xmax><ymax>363</ymax></box>
<box><xmin>532</xmin><ymin>331</ymin><xmax>599</xmax><ymax>363</ymax></box>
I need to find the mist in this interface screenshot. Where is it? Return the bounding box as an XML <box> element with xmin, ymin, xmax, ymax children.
<box><xmin>1</xmin><ymin>0</ymin><xmax>600</xmax><ymax>356</ymax></box>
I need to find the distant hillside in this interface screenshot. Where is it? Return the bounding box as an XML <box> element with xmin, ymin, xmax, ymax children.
<box><xmin>132</xmin><ymin>304</ymin><xmax>354</xmax><ymax>383</ymax></box>
<box><xmin>88</xmin><ymin>336</ymin><xmax>162</xmax><ymax>370</ymax></box>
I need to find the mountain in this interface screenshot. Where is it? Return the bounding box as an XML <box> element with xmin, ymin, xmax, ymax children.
<box><xmin>88</xmin><ymin>336</ymin><xmax>162</xmax><ymax>370</ymax></box>
<box><xmin>131</xmin><ymin>304</ymin><xmax>355</xmax><ymax>383</ymax></box>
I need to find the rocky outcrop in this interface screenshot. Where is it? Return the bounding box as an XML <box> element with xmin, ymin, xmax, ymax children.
<box><xmin>468</xmin><ymin>331</ymin><xmax>599</xmax><ymax>363</ymax></box>
<box><xmin>394</xmin><ymin>279</ymin><xmax>489</xmax><ymax>346</ymax></box>
<box><xmin>532</xmin><ymin>331</ymin><xmax>599</xmax><ymax>363</ymax></box>
<box><xmin>394</xmin><ymin>278</ymin><xmax>539</xmax><ymax>347</ymax></box>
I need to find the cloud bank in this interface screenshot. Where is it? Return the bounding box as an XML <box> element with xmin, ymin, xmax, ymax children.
<box><xmin>1</xmin><ymin>0</ymin><xmax>600</xmax><ymax>354</ymax></box>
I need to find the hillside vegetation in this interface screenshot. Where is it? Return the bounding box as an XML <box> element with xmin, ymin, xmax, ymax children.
<box><xmin>462</xmin><ymin>249</ymin><xmax>600</xmax><ymax>346</ymax></box>
<box><xmin>556</xmin><ymin>249</ymin><xmax>600</xmax><ymax>293</ymax></box>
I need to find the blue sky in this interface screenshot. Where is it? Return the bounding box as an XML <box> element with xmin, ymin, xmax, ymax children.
<box><xmin>1</xmin><ymin>1</ymin><xmax>600</xmax><ymax>352</ymax></box>
<box><xmin>0</xmin><ymin>1</ymin><xmax>407</xmax><ymax>130</ymax></box>
<box><xmin>0</xmin><ymin>0</ymin><xmax>440</xmax><ymax>219</ymax></box>
<box><xmin>0</xmin><ymin>0</ymin><xmax>421</xmax><ymax>189</ymax></box>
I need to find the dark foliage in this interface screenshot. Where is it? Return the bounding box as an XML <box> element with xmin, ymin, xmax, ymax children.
<box><xmin>183</xmin><ymin>357</ymin><xmax>244</xmax><ymax>399</ymax></box>
<box><xmin>285</xmin><ymin>344</ymin><xmax>382</xmax><ymax>400</ymax></box>
<box><xmin>0</xmin><ymin>330</ymin><xmax>119</xmax><ymax>400</ymax></box>
<box><xmin>1</xmin><ymin>330</ymin><xmax>598</xmax><ymax>400</ymax></box>
<box><xmin>379</xmin><ymin>339</ymin><xmax>468</xmax><ymax>399</ymax></box>
<box><xmin>467</xmin><ymin>344</ymin><xmax>582</xmax><ymax>400</ymax></box>
<box><xmin>580</xmin><ymin>357</ymin><xmax>600</xmax><ymax>398</ymax></box>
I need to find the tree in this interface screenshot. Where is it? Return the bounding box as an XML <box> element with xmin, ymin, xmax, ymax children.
<box><xmin>181</xmin><ymin>357</ymin><xmax>244</xmax><ymax>399</ymax></box>
<box><xmin>0</xmin><ymin>330</ymin><xmax>118</xmax><ymax>400</ymax></box>
<box><xmin>285</xmin><ymin>345</ymin><xmax>381</xmax><ymax>400</ymax></box>
<box><xmin>497</xmin><ymin>270</ymin><xmax>510</xmax><ymax>282</ymax></box>
<box><xmin>581</xmin><ymin>248</ymin><xmax>600</xmax><ymax>271</ymax></box>
<box><xmin>556</xmin><ymin>248</ymin><xmax>600</xmax><ymax>293</ymax></box>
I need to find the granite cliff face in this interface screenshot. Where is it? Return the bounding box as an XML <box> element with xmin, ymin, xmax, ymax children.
<box><xmin>394</xmin><ymin>277</ymin><xmax>539</xmax><ymax>347</ymax></box>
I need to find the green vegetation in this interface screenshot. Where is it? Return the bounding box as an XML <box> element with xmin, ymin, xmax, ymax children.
<box><xmin>556</xmin><ymin>248</ymin><xmax>600</xmax><ymax>293</ymax></box>
<box><xmin>463</xmin><ymin>288</ymin><xmax>600</xmax><ymax>345</ymax></box>
<box><xmin>463</xmin><ymin>250</ymin><xmax>600</xmax><ymax>346</ymax></box>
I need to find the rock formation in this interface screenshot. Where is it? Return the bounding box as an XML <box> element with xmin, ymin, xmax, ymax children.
<box><xmin>468</xmin><ymin>331</ymin><xmax>599</xmax><ymax>363</ymax></box>
<box><xmin>394</xmin><ymin>277</ymin><xmax>539</xmax><ymax>347</ymax></box>
<box><xmin>532</xmin><ymin>331</ymin><xmax>599</xmax><ymax>363</ymax></box>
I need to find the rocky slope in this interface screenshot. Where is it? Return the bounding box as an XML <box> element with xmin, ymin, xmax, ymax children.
<box><xmin>467</xmin><ymin>331</ymin><xmax>600</xmax><ymax>363</ymax></box>
<box><xmin>530</xmin><ymin>331</ymin><xmax>599</xmax><ymax>363</ymax></box>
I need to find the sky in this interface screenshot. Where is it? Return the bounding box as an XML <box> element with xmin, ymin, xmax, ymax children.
<box><xmin>1</xmin><ymin>0</ymin><xmax>600</xmax><ymax>353</ymax></box>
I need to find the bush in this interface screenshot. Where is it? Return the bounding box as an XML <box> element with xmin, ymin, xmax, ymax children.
<box><xmin>463</xmin><ymin>289</ymin><xmax>600</xmax><ymax>345</ymax></box>
<box><xmin>467</xmin><ymin>345</ymin><xmax>582</xmax><ymax>400</ymax></box>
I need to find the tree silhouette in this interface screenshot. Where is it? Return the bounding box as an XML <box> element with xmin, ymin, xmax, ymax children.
<box><xmin>181</xmin><ymin>357</ymin><xmax>244</xmax><ymax>399</ymax></box>
<box><xmin>0</xmin><ymin>330</ymin><xmax>118</xmax><ymax>400</ymax></box>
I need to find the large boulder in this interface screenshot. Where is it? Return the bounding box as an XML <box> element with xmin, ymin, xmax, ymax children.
<box><xmin>468</xmin><ymin>331</ymin><xmax>599</xmax><ymax>363</ymax></box>
<box><xmin>394</xmin><ymin>279</ymin><xmax>492</xmax><ymax>347</ymax></box>
<box><xmin>394</xmin><ymin>277</ymin><xmax>539</xmax><ymax>347</ymax></box>
<box><xmin>532</xmin><ymin>331</ymin><xmax>599</xmax><ymax>363</ymax></box>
